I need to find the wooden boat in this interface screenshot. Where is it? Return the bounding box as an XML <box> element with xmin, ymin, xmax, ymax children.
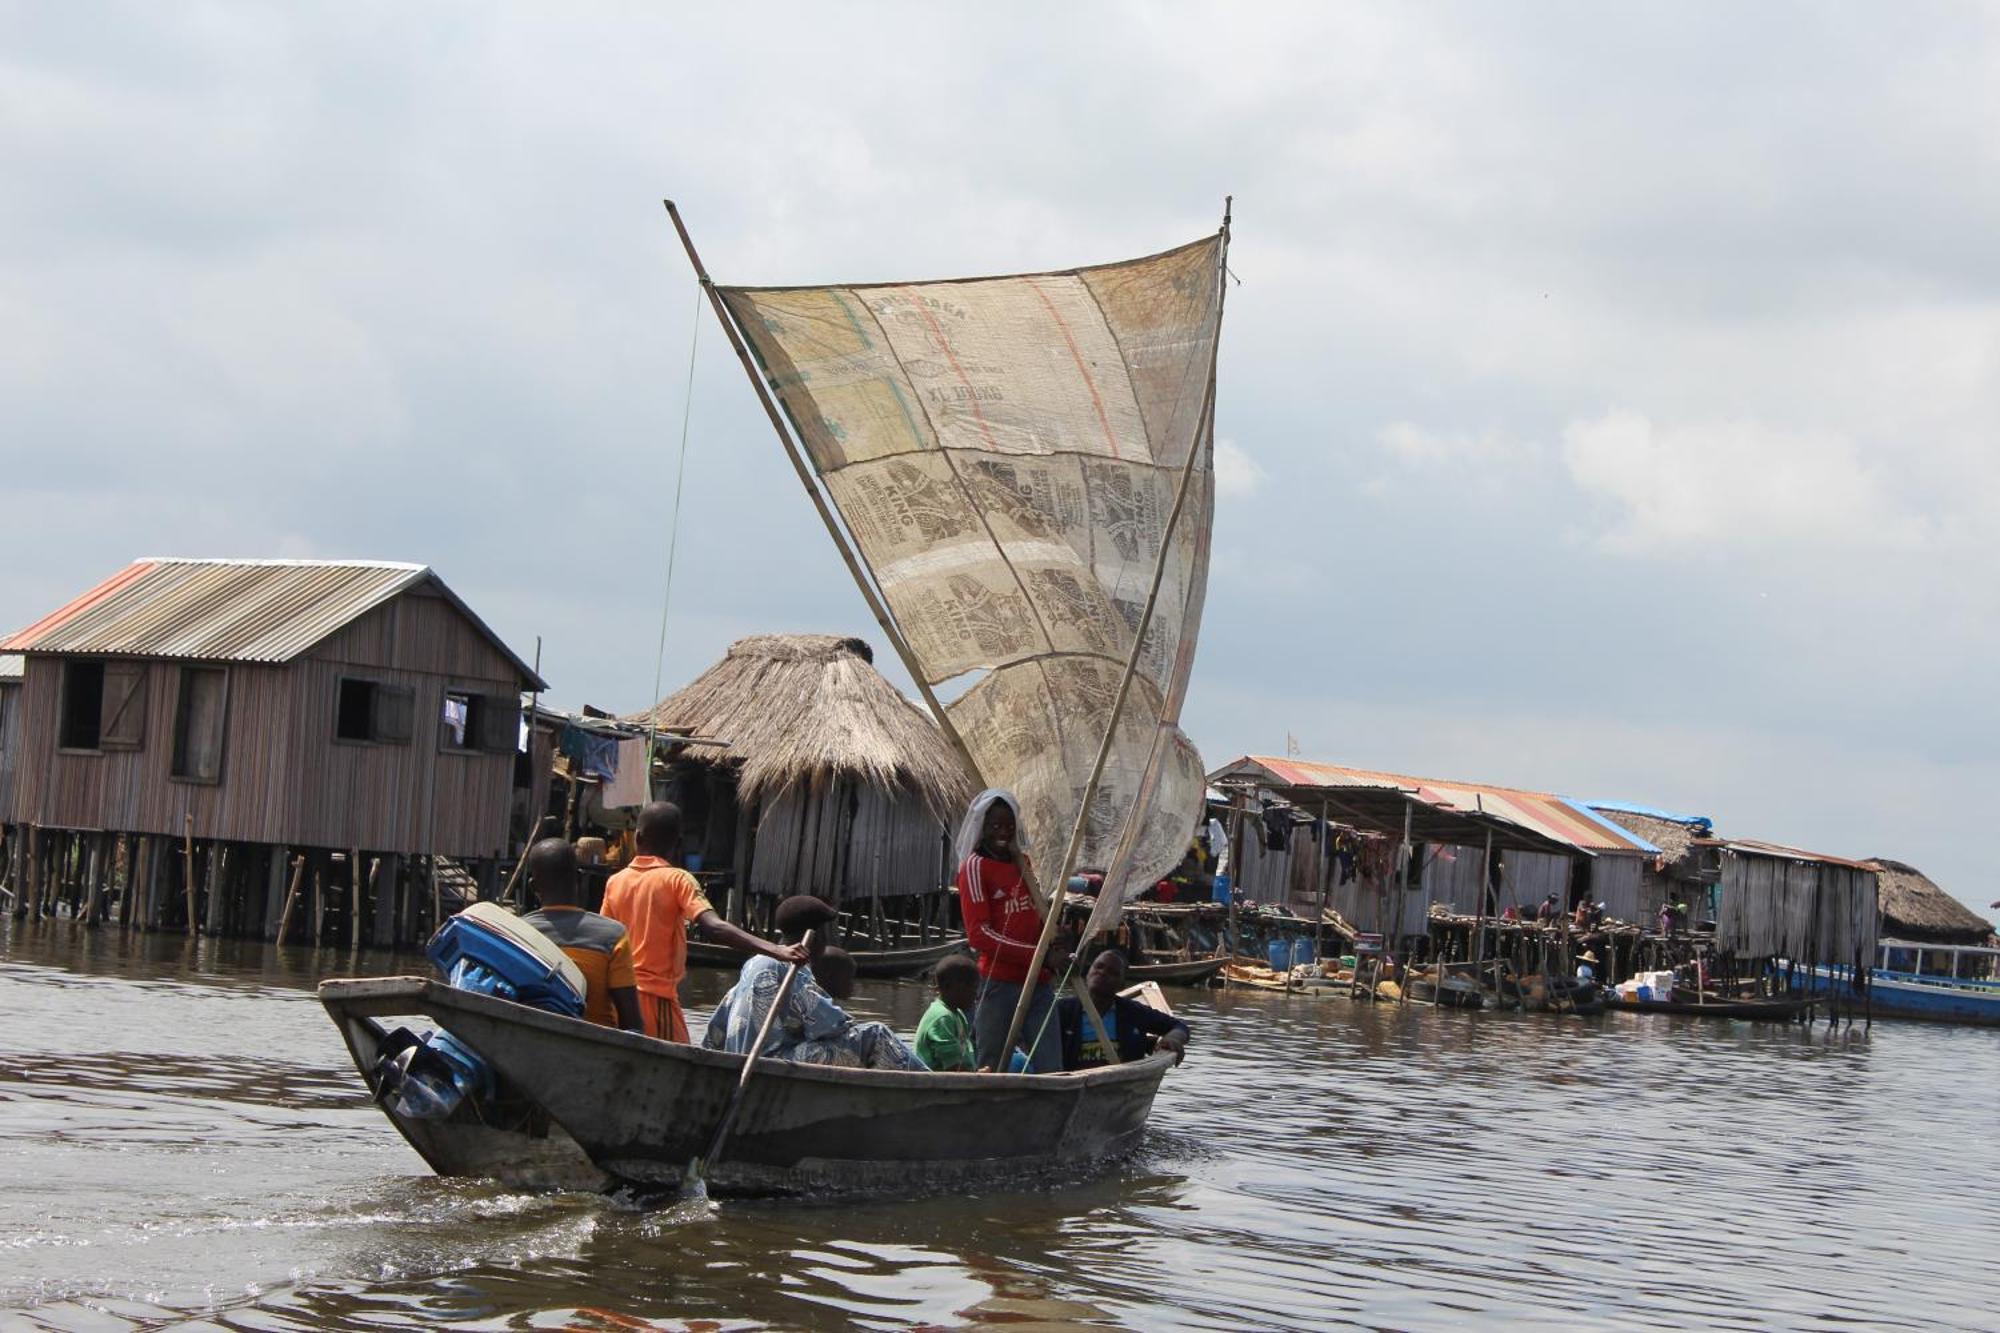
<box><xmin>1127</xmin><ymin>954</ymin><xmax>1228</xmax><ymax>986</ymax></box>
<box><xmin>1790</xmin><ymin>941</ymin><xmax>2000</xmax><ymax>1026</ymax></box>
<box><xmin>1607</xmin><ymin>992</ymin><xmax>1816</xmax><ymax>1020</ymax></box>
<box><xmin>1405</xmin><ymin>973</ymin><xmax>1486</xmax><ymax>1009</ymax></box>
<box><xmin>322</xmin><ymin>976</ymin><xmax>1174</xmax><ymax>1196</ymax></box>
<box><xmin>685</xmin><ymin>936</ymin><xmax>967</xmax><ymax>979</ymax></box>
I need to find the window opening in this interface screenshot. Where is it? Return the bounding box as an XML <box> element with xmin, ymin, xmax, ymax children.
<box><xmin>337</xmin><ymin>678</ymin><xmax>375</xmax><ymax>741</ymax></box>
<box><xmin>59</xmin><ymin>661</ymin><xmax>105</xmax><ymax>750</ymax></box>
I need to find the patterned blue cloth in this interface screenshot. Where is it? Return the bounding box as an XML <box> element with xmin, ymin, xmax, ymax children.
<box><xmin>701</xmin><ymin>956</ymin><xmax>926</xmax><ymax>1071</ymax></box>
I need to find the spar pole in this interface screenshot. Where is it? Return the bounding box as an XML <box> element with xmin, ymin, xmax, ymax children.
<box><xmin>660</xmin><ymin>201</ymin><xmax>986</xmax><ymax>788</ymax></box>
<box><xmin>664</xmin><ymin>200</ymin><xmax>1126</xmax><ymax>1067</ymax></box>
<box><xmin>997</xmin><ymin>197</ymin><xmax>1233</xmax><ymax>1067</ymax></box>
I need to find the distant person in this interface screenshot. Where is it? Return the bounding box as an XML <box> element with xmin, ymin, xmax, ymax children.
<box><xmin>702</xmin><ymin>896</ymin><xmax>926</xmax><ymax>1070</ymax></box>
<box><xmin>814</xmin><ymin>946</ymin><xmax>857</xmax><ymax>1001</ymax></box>
<box><xmin>955</xmin><ymin>790</ymin><xmax>1070</xmax><ymax>1074</ymax></box>
<box><xmin>914</xmin><ymin>954</ymin><xmax>981</xmax><ymax>1072</ymax></box>
<box><xmin>1054</xmin><ymin>949</ymin><xmax>1190</xmax><ymax>1071</ymax></box>
<box><xmin>519</xmin><ymin>838</ymin><xmax>643</xmax><ymax>1033</ymax></box>
<box><xmin>601</xmin><ymin>801</ymin><xmax>805</xmax><ymax>1042</ymax></box>
<box><xmin>1576</xmin><ymin>949</ymin><xmax>1600</xmax><ymax>984</ymax></box>
<box><xmin>1536</xmin><ymin>893</ymin><xmax>1560</xmax><ymax>923</ymax></box>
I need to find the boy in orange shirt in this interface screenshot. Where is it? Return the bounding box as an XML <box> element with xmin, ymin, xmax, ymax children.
<box><xmin>520</xmin><ymin>837</ymin><xmax>643</xmax><ymax>1032</ymax></box>
<box><xmin>600</xmin><ymin>801</ymin><xmax>805</xmax><ymax>1042</ymax></box>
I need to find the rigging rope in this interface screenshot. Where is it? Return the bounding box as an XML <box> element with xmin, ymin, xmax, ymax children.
<box><xmin>645</xmin><ymin>283</ymin><xmax>704</xmax><ymax>773</ymax></box>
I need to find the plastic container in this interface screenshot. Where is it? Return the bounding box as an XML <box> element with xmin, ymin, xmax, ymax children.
<box><xmin>1266</xmin><ymin>939</ymin><xmax>1291</xmax><ymax>971</ymax></box>
<box><xmin>1211</xmin><ymin>872</ymin><xmax>1232</xmax><ymax>904</ymax></box>
<box><xmin>428</xmin><ymin>905</ymin><xmax>586</xmax><ymax>1018</ymax></box>
<box><xmin>1291</xmin><ymin>939</ymin><xmax>1316</xmax><ymax>970</ymax></box>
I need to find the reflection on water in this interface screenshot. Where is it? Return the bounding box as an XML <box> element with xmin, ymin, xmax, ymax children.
<box><xmin>2</xmin><ymin>915</ymin><xmax>1993</xmax><ymax>1330</ymax></box>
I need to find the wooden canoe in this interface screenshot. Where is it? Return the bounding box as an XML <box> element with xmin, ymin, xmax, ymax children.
<box><xmin>684</xmin><ymin>936</ymin><xmax>969</xmax><ymax>979</ymax></box>
<box><xmin>320</xmin><ymin>977</ymin><xmax>1172</xmax><ymax>1197</ymax></box>
<box><xmin>1127</xmin><ymin>955</ymin><xmax>1227</xmax><ymax>986</ymax></box>
<box><xmin>1606</xmin><ymin>993</ymin><xmax>1816</xmax><ymax>1020</ymax></box>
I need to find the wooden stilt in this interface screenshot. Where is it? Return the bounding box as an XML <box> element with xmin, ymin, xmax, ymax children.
<box><xmin>273</xmin><ymin>854</ymin><xmax>307</xmax><ymax>946</ymax></box>
<box><xmin>349</xmin><ymin>845</ymin><xmax>364</xmax><ymax>948</ymax></box>
<box><xmin>180</xmin><ymin>816</ymin><xmax>198</xmax><ymax>937</ymax></box>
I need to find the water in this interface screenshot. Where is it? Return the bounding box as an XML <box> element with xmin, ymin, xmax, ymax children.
<box><xmin>2</xmin><ymin>919</ymin><xmax>1994</xmax><ymax>1330</ymax></box>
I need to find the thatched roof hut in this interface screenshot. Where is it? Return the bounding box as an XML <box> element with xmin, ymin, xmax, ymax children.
<box><xmin>1588</xmin><ymin>806</ymin><xmax>1710</xmax><ymax>878</ymax></box>
<box><xmin>631</xmin><ymin>634</ymin><xmax>971</xmax><ymax>818</ymax></box>
<box><xmin>629</xmin><ymin>634</ymin><xmax>974</xmax><ymax>921</ymax></box>
<box><xmin>1868</xmin><ymin>858</ymin><xmax>1994</xmax><ymax>946</ymax></box>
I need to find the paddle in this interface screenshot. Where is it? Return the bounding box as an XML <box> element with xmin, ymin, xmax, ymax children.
<box><xmin>685</xmin><ymin>927</ymin><xmax>815</xmax><ymax>1195</ymax></box>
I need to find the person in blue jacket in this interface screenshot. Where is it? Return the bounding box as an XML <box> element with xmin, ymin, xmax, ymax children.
<box><xmin>1054</xmin><ymin>949</ymin><xmax>1190</xmax><ymax>1071</ymax></box>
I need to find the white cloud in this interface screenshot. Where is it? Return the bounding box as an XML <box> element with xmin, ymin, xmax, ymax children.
<box><xmin>1213</xmin><ymin>437</ymin><xmax>1266</xmax><ymax>499</ymax></box>
<box><xmin>1377</xmin><ymin>421</ymin><xmax>1537</xmax><ymax>468</ymax></box>
<box><xmin>1561</xmin><ymin>410</ymin><xmax>1934</xmax><ymax>555</ymax></box>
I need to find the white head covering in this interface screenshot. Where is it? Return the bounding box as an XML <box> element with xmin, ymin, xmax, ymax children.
<box><xmin>954</xmin><ymin>788</ymin><xmax>1031</xmax><ymax>867</ymax></box>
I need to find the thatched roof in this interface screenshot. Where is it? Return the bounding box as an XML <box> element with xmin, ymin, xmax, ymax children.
<box><xmin>630</xmin><ymin>634</ymin><xmax>974</xmax><ymax>817</ymax></box>
<box><xmin>1868</xmin><ymin>857</ymin><xmax>1995</xmax><ymax>944</ymax></box>
<box><xmin>1589</xmin><ymin>808</ymin><xmax>1706</xmax><ymax>874</ymax></box>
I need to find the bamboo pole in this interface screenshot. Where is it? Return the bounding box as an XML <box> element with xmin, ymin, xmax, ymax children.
<box><xmin>274</xmin><ymin>854</ymin><xmax>307</xmax><ymax>946</ymax></box>
<box><xmin>1313</xmin><ymin>800</ymin><xmax>1330</xmax><ymax>965</ymax></box>
<box><xmin>350</xmin><ymin>845</ymin><xmax>364</xmax><ymax>949</ymax></box>
<box><xmin>661</xmin><ymin>199</ymin><xmax>988</xmax><ymax>789</ymax></box>
<box><xmin>1001</xmin><ymin>204</ymin><xmax>1232</xmax><ymax>1065</ymax></box>
<box><xmin>181</xmin><ymin>816</ymin><xmax>197</xmax><ymax>937</ymax></box>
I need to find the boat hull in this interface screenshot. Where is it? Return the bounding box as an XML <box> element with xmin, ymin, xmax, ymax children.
<box><xmin>1128</xmin><ymin>955</ymin><xmax>1227</xmax><ymax>986</ymax></box>
<box><xmin>684</xmin><ymin>937</ymin><xmax>968</xmax><ymax>979</ymax></box>
<box><xmin>321</xmin><ymin>977</ymin><xmax>1172</xmax><ymax>1196</ymax></box>
<box><xmin>1606</xmin><ymin>995</ymin><xmax>1815</xmax><ymax>1021</ymax></box>
<box><xmin>1793</xmin><ymin>965</ymin><xmax>2000</xmax><ymax>1026</ymax></box>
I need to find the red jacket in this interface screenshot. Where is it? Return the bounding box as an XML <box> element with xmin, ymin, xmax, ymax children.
<box><xmin>957</xmin><ymin>853</ymin><xmax>1046</xmax><ymax>984</ymax></box>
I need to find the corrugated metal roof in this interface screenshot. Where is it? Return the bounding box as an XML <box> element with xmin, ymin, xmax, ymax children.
<box><xmin>0</xmin><ymin>558</ymin><xmax>545</xmax><ymax>687</ymax></box>
<box><xmin>1704</xmin><ymin>837</ymin><xmax>1877</xmax><ymax>872</ymax></box>
<box><xmin>0</xmin><ymin>653</ymin><xmax>21</xmax><ymax>681</ymax></box>
<box><xmin>1219</xmin><ymin>755</ymin><xmax>1658</xmax><ymax>855</ymax></box>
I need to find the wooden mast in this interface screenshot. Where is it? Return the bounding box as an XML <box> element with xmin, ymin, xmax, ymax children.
<box><xmin>997</xmin><ymin>197</ymin><xmax>1232</xmax><ymax>1066</ymax></box>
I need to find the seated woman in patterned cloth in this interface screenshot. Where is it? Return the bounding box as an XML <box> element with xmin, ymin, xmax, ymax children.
<box><xmin>701</xmin><ymin>896</ymin><xmax>927</xmax><ymax>1071</ymax></box>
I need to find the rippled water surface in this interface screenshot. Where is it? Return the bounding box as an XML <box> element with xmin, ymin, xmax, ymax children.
<box><xmin>2</xmin><ymin>917</ymin><xmax>1993</xmax><ymax>1330</ymax></box>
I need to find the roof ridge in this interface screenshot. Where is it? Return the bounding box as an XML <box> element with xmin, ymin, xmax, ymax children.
<box><xmin>135</xmin><ymin>557</ymin><xmax>429</xmax><ymax>571</ymax></box>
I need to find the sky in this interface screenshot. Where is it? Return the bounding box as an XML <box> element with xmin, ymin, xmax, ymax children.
<box><xmin>4</xmin><ymin>3</ymin><xmax>1996</xmax><ymax>917</ymax></box>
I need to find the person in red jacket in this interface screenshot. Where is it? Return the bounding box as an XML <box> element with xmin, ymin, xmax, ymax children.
<box><xmin>956</xmin><ymin>790</ymin><xmax>1070</xmax><ymax>1073</ymax></box>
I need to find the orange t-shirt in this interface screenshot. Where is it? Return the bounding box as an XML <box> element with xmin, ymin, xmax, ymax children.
<box><xmin>521</xmin><ymin>906</ymin><xmax>636</xmax><ymax>1028</ymax></box>
<box><xmin>599</xmin><ymin>855</ymin><xmax>714</xmax><ymax>998</ymax></box>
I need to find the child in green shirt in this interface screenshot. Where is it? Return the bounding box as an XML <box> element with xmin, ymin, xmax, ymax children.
<box><xmin>914</xmin><ymin>954</ymin><xmax>981</xmax><ymax>1071</ymax></box>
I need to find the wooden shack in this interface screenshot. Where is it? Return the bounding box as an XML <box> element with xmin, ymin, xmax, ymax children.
<box><xmin>629</xmin><ymin>634</ymin><xmax>973</xmax><ymax>942</ymax></box>
<box><xmin>1587</xmin><ymin>803</ymin><xmax>1719</xmax><ymax>924</ymax></box>
<box><xmin>0</xmin><ymin>655</ymin><xmax>21</xmax><ymax>845</ymax></box>
<box><xmin>1709</xmin><ymin>837</ymin><xmax>1877</xmax><ymax>977</ymax></box>
<box><xmin>1</xmin><ymin>558</ymin><xmax>544</xmax><ymax>944</ymax></box>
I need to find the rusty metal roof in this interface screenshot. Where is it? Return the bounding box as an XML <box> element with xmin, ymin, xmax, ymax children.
<box><xmin>1212</xmin><ymin>755</ymin><xmax>1658</xmax><ymax>857</ymax></box>
<box><xmin>1701</xmin><ymin>836</ymin><xmax>1878</xmax><ymax>872</ymax></box>
<box><xmin>0</xmin><ymin>558</ymin><xmax>545</xmax><ymax>687</ymax></box>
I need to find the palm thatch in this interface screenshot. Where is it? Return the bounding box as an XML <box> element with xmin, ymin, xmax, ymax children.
<box><xmin>1868</xmin><ymin>857</ymin><xmax>1995</xmax><ymax>944</ymax></box>
<box><xmin>1590</xmin><ymin>808</ymin><xmax>1705</xmax><ymax>875</ymax></box>
<box><xmin>629</xmin><ymin>634</ymin><xmax>974</xmax><ymax>819</ymax></box>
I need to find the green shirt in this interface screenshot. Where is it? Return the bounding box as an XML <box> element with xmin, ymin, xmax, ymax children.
<box><xmin>914</xmin><ymin>997</ymin><xmax>976</xmax><ymax>1072</ymax></box>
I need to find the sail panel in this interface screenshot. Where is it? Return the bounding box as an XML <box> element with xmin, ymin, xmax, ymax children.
<box><xmin>720</xmin><ymin>232</ymin><xmax>1223</xmax><ymax>902</ymax></box>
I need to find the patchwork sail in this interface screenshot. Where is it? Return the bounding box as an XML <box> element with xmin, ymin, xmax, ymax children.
<box><xmin>716</xmin><ymin>229</ymin><xmax>1226</xmax><ymax>932</ymax></box>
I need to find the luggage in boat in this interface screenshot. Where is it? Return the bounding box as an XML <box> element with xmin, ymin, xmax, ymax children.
<box><xmin>375</xmin><ymin>905</ymin><xmax>588</xmax><ymax>1121</ymax></box>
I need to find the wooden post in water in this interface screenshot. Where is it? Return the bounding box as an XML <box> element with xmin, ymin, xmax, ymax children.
<box><xmin>350</xmin><ymin>846</ymin><xmax>364</xmax><ymax>949</ymax></box>
<box><xmin>273</xmin><ymin>854</ymin><xmax>307</xmax><ymax>946</ymax></box>
<box><xmin>180</xmin><ymin>818</ymin><xmax>198</xmax><ymax>937</ymax></box>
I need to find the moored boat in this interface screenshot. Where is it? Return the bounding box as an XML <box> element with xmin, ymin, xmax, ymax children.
<box><xmin>322</xmin><ymin>977</ymin><xmax>1172</xmax><ymax>1196</ymax></box>
<box><xmin>686</xmin><ymin>936</ymin><xmax>968</xmax><ymax>979</ymax></box>
<box><xmin>1128</xmin><ymin>954</ymin><xmax>1228</xmax><ymax>986</ymax></box>
<box><xmin>1790</xmin><ymin>939</ymin><xmax>2000</xmax><ymax>1026</ymax></box>
<box><xmin>1606</xmin><ymin>992</ymin><xmax>1816</xmax><ymax>1021</ymax></box>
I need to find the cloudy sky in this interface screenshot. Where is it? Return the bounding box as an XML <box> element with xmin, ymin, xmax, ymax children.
<box><xmin>5</xmin><ymin>4</ymin><xmax>1996</xmax><ymax>914</ymax></box>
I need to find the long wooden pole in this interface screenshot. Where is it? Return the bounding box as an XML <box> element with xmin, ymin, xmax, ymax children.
<box><xmin>1000</xmin><ymin>201</ymin><xmax>1232</xmax><ymax>1066</ymax></box>
<box><xmin>694</xmin><ymin>927</ymin><xmax>815</xmax><ymax>1186</ymax></box>
<box><xmin>181</xmin><ymin>815</ymin><xmax>197</xmax><ymax>937</ymax></box>
<box><xmin>273</xmin><ymin>854</ymin><xmax>307</xmax><ymax>946</ymax></box>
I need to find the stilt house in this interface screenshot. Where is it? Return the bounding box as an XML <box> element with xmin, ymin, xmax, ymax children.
<box><xmin>629</xmin><ymin>634</ymin><xmax>973</xmax><ymax>941</ymax></box>
<box><xmin>1</xmin><ymin>558</ymin><xmax>544</xmax><ymax>943</ymax></box>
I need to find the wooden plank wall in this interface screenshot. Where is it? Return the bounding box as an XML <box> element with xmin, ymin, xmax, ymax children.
<box><xmin>4</xmin><ymin>587</ymin><xmax>525</xmax><ymax>857</ymax></box>
<box><xmin>747</xmin><ymin>778</ymin><xmax>950</xmax><ymax>903</ymax></box>
<box><xmin>1718</xmin><ymin>851</ymin><xmax>1878</xmax><ymax>964</ymax></box>
<box><xmin>0</xmin><ymin>682</ymin><xmax>19</xmax><ymax>823</ymax></box>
